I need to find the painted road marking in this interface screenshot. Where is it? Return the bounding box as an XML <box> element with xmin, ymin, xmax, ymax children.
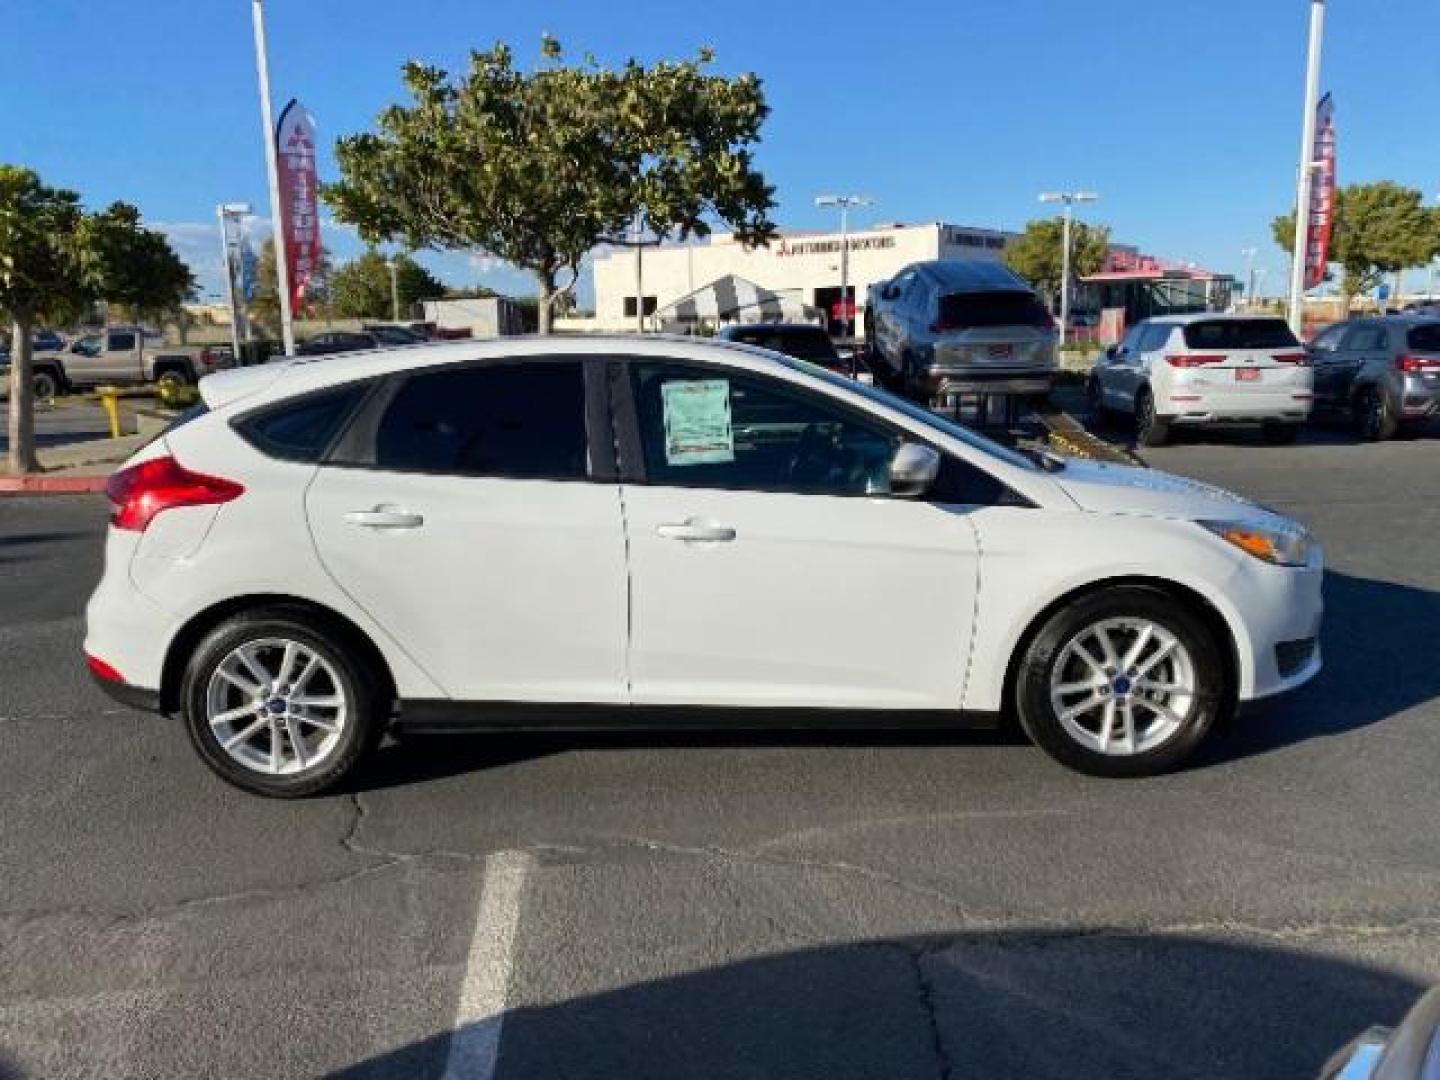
<box><xmin>441</xmin><ymin>849</ymin><xmax>534</xmax><ymax>1080</ymax></box>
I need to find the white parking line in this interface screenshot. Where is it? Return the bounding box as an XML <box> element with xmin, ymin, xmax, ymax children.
<box><xmin>441</xmin><ymin>849</ymin><xmax>534</xmax><ymax>1080</ymax></box>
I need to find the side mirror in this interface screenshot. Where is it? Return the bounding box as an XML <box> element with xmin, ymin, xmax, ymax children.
<box><xmin>889</xmin><ymin>442</ymin><xmax>941</xmax><ymax>498</ymax></box>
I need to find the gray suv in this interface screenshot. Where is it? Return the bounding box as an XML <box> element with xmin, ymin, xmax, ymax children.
<box><xmin>866</xmin><ymin>260</ymin><xmax>1058</xmax><ymax>405</ymax></box>
<box><xmin>1308</xmin><ymin>315</ymin><xmax>1440</xmax><ymax>440</ymax></box>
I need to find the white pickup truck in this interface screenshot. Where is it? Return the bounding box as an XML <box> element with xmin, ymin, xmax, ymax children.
<box><xmin>30</xmin><ymin>327</ymin><xmax>230</xmax><ymax>398</ymax></box>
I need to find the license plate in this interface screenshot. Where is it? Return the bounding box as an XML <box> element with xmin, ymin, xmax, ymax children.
<box><xmin>1236</xmin><ymin>368</ymin><xmax>1261</xmax><ymax>381</ymax></box>
<box><xmin>987</xmin><ymin>344</ymin><xmax>1012</xmax><ymax>358</ymax></box>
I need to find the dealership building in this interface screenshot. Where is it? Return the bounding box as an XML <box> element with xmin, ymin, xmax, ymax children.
<box><xmin>588</xmin><ymin>221</ymin><xmax>1018</xmax><ymax>334</ymax></box>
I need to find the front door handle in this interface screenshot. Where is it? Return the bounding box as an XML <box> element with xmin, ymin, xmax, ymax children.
<box><xmin>656</xmin><ymin>520</ymin><xmax>736</xmax><ymax>543</ymax></box>
<box><xmin>344</xmin><ymin>508</ymin><xmax>424</xmax><ymax>529</ymax></box>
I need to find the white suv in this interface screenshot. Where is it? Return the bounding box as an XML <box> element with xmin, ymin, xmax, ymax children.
<box><xmin>1087</xmin><ymin>314</ymin><xmax>1314</xmax><ymax>446</ymax></box>
<box><xmin>85</xmin><ymin>336</ymin><xmax>1323</xmax><ymax>796</ymax></box>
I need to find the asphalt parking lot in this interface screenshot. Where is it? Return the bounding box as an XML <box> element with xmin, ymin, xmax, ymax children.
<box><xmin>3</xmin><ymin>424</ymin><xmax>1440</xmax><ymax>1079</ymax></box>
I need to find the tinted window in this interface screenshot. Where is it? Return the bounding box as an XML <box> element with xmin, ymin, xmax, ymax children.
<box><xmin>371</xmin><ymin>326</ymin><xmax>420</xmax><ymax>345</ymax></box>
<box><xmin>938</xmin><ymin>290</ymin><xmax>1052</xmax><ymax>330</ymax></box>
<box><xmin>237</xmin><ymin>384</ymin><xmax>367</xmax><ymax>462</ymax></box>
<box><xmin>72</xmin><ymin>335</ymin><xmax>102</xmax><ymax>358</ymax></box>
<box><xmin>1343</xmin><ymin>326</ymin><xmax>1387</xmax><ymax>351</ymax></box>
<box><xmin>107</xmin><ymin>331</ymin><xmax>137</xmax><ymax>352</ymax></box>
<box><xmin>1407</xmin><ymin>324</ymin><xmax>1440</xmax><ymax>353</ymax></box>
<box><xmin>632</xmin><ymin>364</ymin><xmax>898</xmax><ymax>495</ymax></box>
<box><xmin>1139</xmin><ymin>324</ymin><xmax>1172</xmax><ymax>352</ymax></box>
<box><xmin>1181</xmin><ymin>319</ymin><xmax>1298</xmax><ymax>350</ymax></box>
<box><xmin>728</xmin><ymin>327</ymin><xmax>838</xmax><ymax>362</ymax></box>
<box><xmin>371</xmin><ymin>363</ymin><xmax>588</xmax><ymax>479</ymax></box>
<box><xmin>1310</xmin><ymin>324</ymin><xmax>1346</xmax><ymax>352</ymax></box>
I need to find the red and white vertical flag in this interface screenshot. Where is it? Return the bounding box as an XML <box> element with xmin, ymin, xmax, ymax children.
<box><xmin>275</xmin><ymin>100</ymin><xmax>321</xmax><ymax>314</ymax></box>
<box><xmin>1304</xmin><ymin>93</ymin><xmax>1337</xmax><ymax>290</ymax></box>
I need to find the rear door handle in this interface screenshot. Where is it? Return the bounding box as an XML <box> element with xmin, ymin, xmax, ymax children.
<box><xmin>344</xmin><ymin>508</ymin><xmax>424</xmax><ymax>529</ymax></box>
<box><xmin>656</xmin><ymin>521</ymin><xmax>736</xmax><ymax>543</ymax></box>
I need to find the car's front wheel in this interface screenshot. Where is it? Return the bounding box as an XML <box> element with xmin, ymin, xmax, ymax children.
<box><xmin>1135</xmin><ymin>387</ymin><xmax>1170</xmax><ymax>447</ymax></box>
<box><xmin>1015</xmin><ymin>588</ymin><xmax>1229</xmax><ymax>777</ymax></box>
<box><xmin>180</xmin><ymin>609</ymin><xmax>385</xmax><ymax>797</ymax></box>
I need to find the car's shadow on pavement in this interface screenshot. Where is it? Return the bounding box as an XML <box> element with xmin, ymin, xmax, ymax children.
<box><xmin>1200</xmin><ymin>568</ymin><xmax>1440</xmax><ymax>765</ymax></box>
<box><xmin>330</xmin><ymin>930</ymin><xmax>1426</xmax><ymax>1080</ymax></box>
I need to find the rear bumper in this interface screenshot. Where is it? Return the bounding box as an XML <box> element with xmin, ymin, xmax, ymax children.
<box><xmin>89</xmin><ymin>668</ymin><xmax>162</xmax><ymax>713</ymax></box>
<box><xmin>1162</xmin><ymin>393</ymin><xmax>1313</xmax><ymax>425</ymax></box>
<box><xmin>924</xmin><ymin>369</ymin><xmax>1056</xmax><ymax>396</ymax></box>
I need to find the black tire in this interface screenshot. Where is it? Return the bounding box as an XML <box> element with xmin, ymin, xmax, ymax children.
<box><xmin>1260</xmin><ymin>421</ymin><xmax>1300</xmax><ymax>445</ymax></box>
<box><xmin>1085</xmin><ymin>376</ymin><xmax>1110</xmax><ymax>425</ymax></box>
<box><xmin>32</xmin><ymin>368</ymin><xmax>60</xmax><ymax>400</ymax></box>
<box><xmin>180</xmin><ymin>608</ymin><xmax>386</xmax><ymax>797</ymax></box>
<box><xmin>1354</xmin><ymin>386</ymin><xmax>1398</xmax><ymax>441</ymax></box>
<box><xmin>1135</xmin><ymin>387</ymin><xmax>1170</xmax><ymax>447</ymax></box>
<box><xmin>155</xmin><ymin>365</ymin><xmax>194</xmax><ymax>391</ymax></box>
<box><xmin>1015</xmin><ymin>588</ymin><xmax>1229</xmax><ymax>778</ymax></box>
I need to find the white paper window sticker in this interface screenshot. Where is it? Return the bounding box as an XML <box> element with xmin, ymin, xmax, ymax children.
<box><xmin>660</xmin><ymin>379</ymin><xmax>735</xmax><ymax>466</ymax></box>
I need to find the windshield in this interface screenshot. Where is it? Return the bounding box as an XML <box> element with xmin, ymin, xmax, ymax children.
<box><xmin>773</xmin><ymin>354</ymin><xmax>1039</xmax><ymax>471</ymax></box>
<box><xmin>1182</xmin><ymin>319</ymin><xmax>1298</xmax><ymax>350</ymax></box>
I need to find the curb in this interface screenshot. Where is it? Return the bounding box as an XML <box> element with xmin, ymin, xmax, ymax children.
<box><xmin>0</xmin><ymin>475</ymin><xmax>110</xmax><ymax>495</ymax></box>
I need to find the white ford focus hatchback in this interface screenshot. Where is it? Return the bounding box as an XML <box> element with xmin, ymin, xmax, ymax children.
<box><xmin>85</xmin><ymin>337</ymin><xmax>1323</xmax><ymax>796</ymax></box>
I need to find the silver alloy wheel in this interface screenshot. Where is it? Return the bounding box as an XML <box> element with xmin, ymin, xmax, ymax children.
<box><xmin>204</xmin><ymin>637</ymin><xmax>348</xmax><ymax>775</ymax></box>
<box><xmin>1048</xmin><ymin>617</ymin><xmax>1196</xmax><ymax>756</ymax></box>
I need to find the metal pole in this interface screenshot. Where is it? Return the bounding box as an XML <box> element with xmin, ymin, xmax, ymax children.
<box><xmin>217</xmin><ymin>207</ymin><xmax>244</xmax><ymax>365</ymax></box>
<box><xmin>839</xmin><ymin>203</ymin><xmax>850</xmax><ymax>342</ymax></box>
<box><xmin>634</xmin><ymin>213</ymin><xmax>644</xmax><ymax>334</ymax></box>
<box><xmin>1059</xmin><ymin>202</ymin><xmax>1073</xmax><ymax>345</ymax></box>
<box><xmin>1288</xmin><ymin>0</ymin><xmax>1326</xmax><ymax>334</ymax></box>
<box><xmin>252</xmin><ymin>0</ymin><xmax>295</xmax><ymax>357</ymax></box>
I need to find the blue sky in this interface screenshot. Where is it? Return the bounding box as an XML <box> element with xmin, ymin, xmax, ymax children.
<box><xmin>4</xmin><ymin>0</ymin><xmax>1438</xmax><ymax>303</ymax></box>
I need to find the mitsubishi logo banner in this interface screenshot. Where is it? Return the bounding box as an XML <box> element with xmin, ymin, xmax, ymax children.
<box><xmin>275</xmin><ymin>99</ymin><xmax>321</xmax><ymax>315</ymax></box>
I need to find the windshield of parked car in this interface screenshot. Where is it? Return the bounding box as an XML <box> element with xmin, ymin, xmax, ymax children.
<box><xmin>1182</xmin><ymin>319</ymin><xmax>1298</xmax><ymax>350</ymax></box>
<box><xmin>730</xmin><ymin>326</ymin><xmax>838</xmax><ymax>361</ymax></box>
<box><xmin>772</xmin><ymin>354</ymin><xmax>1039</xmax><ymax>472</ymax></box>
<box><xmin>1407</xmin><ymin>323</ymin><xmax>1440</xmax><ymax>352</ymax></box>
<box><xmin>938</xmin><ymin>290</ymin><xmax>1053</xmax><ymax>330</ymax></box>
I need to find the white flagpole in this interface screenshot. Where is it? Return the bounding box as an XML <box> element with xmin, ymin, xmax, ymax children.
<box><xmin>1287</xmin><ymin>0</ymin><xmax>1326</xmax><ymax>335</ymax></box>
<box><xmin>252</xmin><ymin>0</ymin><xmax>296</xmax><ymax>356</ymax></box>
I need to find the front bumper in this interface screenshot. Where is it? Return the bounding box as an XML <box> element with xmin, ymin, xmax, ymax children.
<box><xmin>1233</xmin><ymin>552</ymin><xmax>1325</xmax><ymax>702</ymax></box>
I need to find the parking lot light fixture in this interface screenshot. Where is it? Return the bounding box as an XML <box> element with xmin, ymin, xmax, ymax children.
<box><xmin>1038</xmin><ymin>191</ymin><xmax>1099</xmax><ymax>343</ymax></box>
<box><xmin>815</xmin><ymin>194</ymin><xmax>873</xmax><ymax>343</ymax></box>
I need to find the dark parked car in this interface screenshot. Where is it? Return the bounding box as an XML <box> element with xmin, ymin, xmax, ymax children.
<box><xmin>865</xmin><ymin>260</ymin><xmax>1058</xmax><ymax>405</ymax></box>
<box><xmin>1307</xmin><ymin>315</ymin><xmax>1440</xmax><ymax>440</ymax></box>
<box><xmin>717</xmin><ymin>323</ymin><xmax>866</xmax><ymax>378</ymax></box>
<box><xmin>297</xmin><ymin>327</ymin><xmax>423</xmax><ymax>356</ymax></box>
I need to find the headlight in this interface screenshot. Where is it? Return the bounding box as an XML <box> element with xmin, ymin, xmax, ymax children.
<box><xmin>1198</xmin><ymin>519</ymin><xmax>1314</xmax><ymax>567</ymax></box>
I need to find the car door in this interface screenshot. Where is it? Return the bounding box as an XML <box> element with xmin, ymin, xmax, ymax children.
<box><xmin>875</xmin><ymin>269</ymin><xmax>916</xmax><ymax>369</ymax></box>
<box><xmin>63</xmin><ymin>333</ymin><xmax>106</xmax><ymax>387</ymax></box>
<box><xmin>1307</xmin><ymin>323</ymin><xmax>1348</xmax><ymax>406</ymax></box>
<box><xmin>305</xmin><ymin>357</ymin><xmax>629</xmax><ymax>704</ymax></box>
<box><xmin>1104</xmin><ymin>323</ymin><xmax>1149</xmax><ymax>411</ymax></box>
<box><xmin>616</xmin><ymin>359</ymin><xmax>981</xmax><ymax>710</ymax></box>
<box><xmin>1334</xmin><ymin>323</ymin><xmax>1382</xmax><ymax>402</ymax></box>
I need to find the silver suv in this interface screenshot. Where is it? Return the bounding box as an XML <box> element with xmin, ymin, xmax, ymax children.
<box><xmin>866</xmin><ymin>260</ymin><xmax>1058</xmax><ymax>406</ymax></box>
<box><xmin>1308</xmin><ymin>315</ymin><xmax>1440</xmax><ymax>440</ymax></box>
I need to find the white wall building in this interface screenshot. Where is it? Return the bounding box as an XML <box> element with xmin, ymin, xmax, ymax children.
<box><xmin>589</xmin><ymin>221</ymin><xmax>1017</xmax><ymax>334</ymax></box>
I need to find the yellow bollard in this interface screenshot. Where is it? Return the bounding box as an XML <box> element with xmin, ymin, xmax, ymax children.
<box><xmin>98</xmin><ymin>387</ymin><xmax>122</xmax><ymax>439</ymax></box>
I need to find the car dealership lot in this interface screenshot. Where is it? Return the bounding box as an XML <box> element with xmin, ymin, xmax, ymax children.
<box><xmin>3</xmin><ymin>429</ymin><xmax>1440</xmax><ymax>1078</ymax></box>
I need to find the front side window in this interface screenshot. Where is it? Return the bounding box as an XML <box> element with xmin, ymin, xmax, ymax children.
<box><xmin>1310</xmin><ymin>324</ymin><xmax>1346</xmax><ymax>353</ymax></box>
<box><xmin>107</xmin><ymin>331</ymin><xmax>137</xmax><ymax>352</ymax></box>
<box><xmin>632</xmin><ymin>363</ymin><xmax>898</xmax><ymax>496</ymax></box>
<box><xmin>72</xmin><ymin>335</ymin><xmax>102</xmax><ymax>358</ymax></box>
<box><xmin>367</xmin><ymin>362</ymin><xmax>589</xmax><ymax>479</ymax></box>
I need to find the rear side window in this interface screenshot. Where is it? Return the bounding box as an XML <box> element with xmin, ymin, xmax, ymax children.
<box><xmin>236</xmin><ymin>384</ymin><xmax>368</xmax><ymax>462</ymax></box>
<box><xmin>1182</xmin><ymin>319</ymin><xmax>1298</xmax><ymax>350</ymax></box>
<box><xmin>369</xmin><ymin>363</ymin><xmax>588</xmax><ymax>479</ymax></box>
<box><xmin>731</xmin><ymin>328</ymin><xmax>838</xmax><ymax>362</ymax></box>
<box><xmin>1407</xmin><ymin>324</ymin><xmax>1440</xmax><ymax>352</ymax></box>
<box><xmin>938</xmin><ymin>290</ymin><xmax>1052</xmax><ymax>330</ymax></box>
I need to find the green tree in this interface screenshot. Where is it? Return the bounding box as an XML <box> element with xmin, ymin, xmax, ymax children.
<box><xmin>1</xmin><ymin>167</ymin><xmax>192</xmax><ymax>473</ymax></box>
<box><xmin>329</xmin><ymin>249</ymin><xmax>443</xmax><ymax>319</ymax></box>
<box><xmin>1273</xmin><ymin>181</ymin><xmax>1440</xmax><ymax>309</ymax></box>
<box><xmin>1003</xmin><ymin>217</ymin><xmax>1111</xmax><ymax>306</ymax></box>
<box><xmin>325</xmin><ymin>37</ymin><xmax>776</xmax><ymax>333</ymax></box>
<box><xmin>247</xmin><ymin>238</ymin><xmax>335</xmax><ymax>335</ymax></box>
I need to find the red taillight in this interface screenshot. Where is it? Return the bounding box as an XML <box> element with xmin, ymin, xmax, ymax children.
<box><xmin>1273</xmin><ymin>351</ymin><xmax>1312</xmax><ymax>366</ymax></box>
<box><xmin>1166</xmin><ymin>354</ymin><xmax>1226</xmax><ymax>368</ymax></box>
<box><xmin>86</xmin><ymin>654</ymin><xmax>124</xmax><ymax>683</ymax></box>
<box><xmin>1396</xmin><ymin>355</ymin><xmax>1440</xmax><ymax>373</ymax></box>
<box><xmin>104</xmin><ymin>455</ymin><xmax>244</xmax><ymax>532</ymax></box>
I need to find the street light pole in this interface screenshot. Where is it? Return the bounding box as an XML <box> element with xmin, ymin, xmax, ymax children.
<box><xmin>1241</xmin><ymin>247</ymin><xmax>1258</xmax><ymax>310</ymax></box>
<box><xmin>251</xmin><ymin>0</ymin><xmax>296</xmax><ymax>357</ymax></box>
<box><xmin>1287</xmin><ymin>0</ymin><xmax>1327</xmax><ymax>335</ymax></box>
<box><xmin>1038</xmin><ymin>191</ymin><xmax>1099</xmax><ymax>342</ymax></box>
<box><xmin>815</xmin><ymin>194</ymin><xmax>873</xmax><ymax>342</ymax></box>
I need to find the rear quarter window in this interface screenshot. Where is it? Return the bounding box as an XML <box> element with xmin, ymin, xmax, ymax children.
<box><xmin>234</xmin><ymin>383</ymin><xmax>369</xmax><ymax>462</ymax></box>
<box><xmin>1182</xmin><ymin>319</ymin><xmax>1298</xmax><ymax>350</ymax></box>
<box><xmin>1407</xmin><ymin>324</ymin><xmax>1440</xmax><ymax>352</ymax></box>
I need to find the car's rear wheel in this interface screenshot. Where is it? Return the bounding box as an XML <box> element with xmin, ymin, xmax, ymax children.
<box><xmin>1135</xmin><ymin>387</ymin><xmax>1170</xmax><ymax>447</ymax></box>
<box><xmin>1354</xmin><ymin>387</ymin><xmax>1398</xmax><ymax>441</ymax></box>
<box><xmin>180</xmin><ymin>609</ymin><xmax>385</xmax><ymax>797</ymax></box>
<box><xmin>32</xmin><ymin>369</ymin><xmax>60</xmax><ymax>400</ymax></box>
<box><xmin>1260</xmin><ymin>421</ymin><xmax>1301</xmax><ymax>445</ymax></box>
<box><xmin>1015</xmin><ymin>588</ymin><xmax>1228</xmax><ymax>777</ymax></box>
<box><xmin>155</xmin><ymin>366</ymin><xmax>193</xmax><ymax>392</ymax></box>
